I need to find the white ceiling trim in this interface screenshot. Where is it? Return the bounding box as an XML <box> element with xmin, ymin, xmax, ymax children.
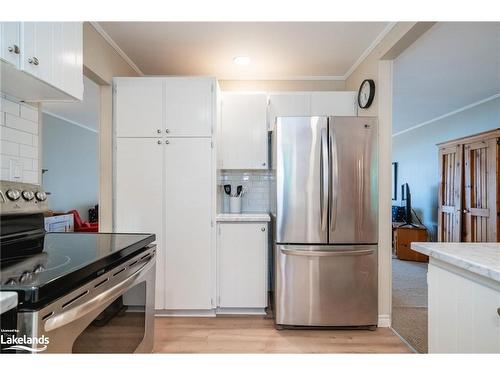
<box><xmin>343</xmin><ymin>22</ymin><xmax>397</xmax><ymax>80</ymax></box>
<box><xmin>89</xmin><ymin>22</ymin><xmax>144</xmax><ymax>77</ymax></box>
<box><xmin>392</xmin><ymin>92</ymin><xmax>500</xmax><ymax>137</ymax></box>
<box><xmin>43</xmin><ymin>111</ymin><xmax>99</xmax><ymax>134</ymax></box>
<box><xmin>217</xmin><ymin>75</ymin><xmax>345</xmax><ymax>81</ymax></box>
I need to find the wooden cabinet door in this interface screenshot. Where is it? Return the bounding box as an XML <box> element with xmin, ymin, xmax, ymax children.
<box><xmin>220</xmin><ymin>93</ymin><xmax>268</xmax><ymax>169</ymax></box>
<box><xmin>114</xmin><ymin>78</ymin><xmax>164</xmax><ymax>137</ymax></box>
<box><xmin>438</xmin><ymin>145</ymin><xmax>463</xmax><ymax>242</ymax></box>
<box><xmin>218</xmin><ymin>222</ymin><xmax>268</xmax><ymax>308</ymax></box>
<box><xmin>114</xmin><ymin>137</ymin><xmax>165</xmax><ymax>309</ymax></box>
<box><xmin>463</xmin><ymin>138</ymin><xmax>498</xmax><ymax>242</ymax></box>
<box><xmin>164</xmin><ymin>137</ymin><xmax>213</xmax><ymax>310</ymax></box>
<box><xmin>268</xmin><ymin>93</ymin><xmax>310</xmax><ymax>130</ymax></box>
<box><xmin>165</xmin><ymin>77</ymin><xmax>213</xmax><ymax>137</ymax></box>
<box><xmin>0</xmin><ymin>22</ymin><xmax>20</xmax><ymax>67</ymax></box>
<box><xmin>310</xmin><ymin>91</ymin><xmax>358</xmax><ymax>116</ymax></box>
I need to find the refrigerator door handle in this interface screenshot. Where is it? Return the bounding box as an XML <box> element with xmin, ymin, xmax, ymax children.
<box><xmin>329</xmin><ymin>129</ymin><xmax>339</xmax><ymax>232</ymax></box>
<box><xmin>281</xmin><ymin>248</ymin><xmax>374</xmax><ymax>257</ymax></box>
<box><xmin>320</xmin><ymin>128</ymin><xmax>329</xmax><ymax>231</ymax></box>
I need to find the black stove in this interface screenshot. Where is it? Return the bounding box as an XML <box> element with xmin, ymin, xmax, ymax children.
<box><xmin>0</xmin><ymin>180</ymin><xmax>155</xmax><ymax>310</ymax></box>
<box><xmin>1</xmin><ymin>232</ymin><xmax>155</xmax><ymax>310</ymax></box>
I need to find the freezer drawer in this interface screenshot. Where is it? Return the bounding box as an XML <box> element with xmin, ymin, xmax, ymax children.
<box><xmin>274</xmin><ymin>244</ymin><xmax>378</xmax><ymax>327</ymax></box>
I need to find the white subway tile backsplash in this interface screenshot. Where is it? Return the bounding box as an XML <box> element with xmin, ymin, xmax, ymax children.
<box><xmin>0</xmin><ymin>126</ymin><xmax>33</xmax><ymax>145</ymax></box>
<box><xmin>22</xmin><ymin>170</ymin><xmax>38</xmax><ymax>184</ymax></box>
<box><xmin>218</xmin><ymin>170</ymin><xmax>274</xmax><ymax>213</ymax></box>
<box><xmin>5</xmin><ymin>113</ymin><xmax>38</xmax><ymax>134</ymax></box>
<box><xmin>0</xmin><ymin>92</ymin><xmax>40</xmax><ymax>184</ymax></box>
<box><xmin>20</xmin><ymin>105</ymin><xmax>39</xmax><ymax>123</ymax></box>
<box><xmin>1</xmin><ymin>140</ymin><xmax>20</xmax><ymax>156</ymax></box>
<box><xmin>0</xmin><ymin>97</ymin><xmax>20</xmax><ymax>116</ymax></box>
<box><xmin>20</xmin><ymin>144</ymin><xmax>37</xmax><ymax>159</ymax></box>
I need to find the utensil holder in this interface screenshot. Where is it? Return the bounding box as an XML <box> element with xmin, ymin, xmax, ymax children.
<box><xmin>229</xmin><ymin>196</ymin><xmax>242</xmax><ymax>214</ymax></box>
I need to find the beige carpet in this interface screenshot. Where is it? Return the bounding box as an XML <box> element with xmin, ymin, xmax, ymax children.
<box><xmin>392</xmin><ymin>257</ymin><xmax>428</xmax><ymax>353</ymax></box>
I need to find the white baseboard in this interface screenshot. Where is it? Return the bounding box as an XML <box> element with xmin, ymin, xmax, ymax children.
<box><xmin>155</xmin><ymin>309</ymin><xmax>216</xmax><ymax>317</ymax></box>
<box><xmin>216</xmin><ymin>307</ymin><xmax>267</xmax><ymax>315</ymax></box>
<box><xmin>378</xmin><ymin>314</ymin><xmax>391</xmax><ymax>327</ymax></box>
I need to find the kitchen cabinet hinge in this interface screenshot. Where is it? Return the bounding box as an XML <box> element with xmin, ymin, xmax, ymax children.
<box><xmin>211</xmin><ymin>141</ymin><xmax>214</xmax><ymax>148</ymax></box>
<box><xmin>113</xmin><ymin>84</ymin><xmax>117</xmax><ymax>94</ymax></box>
<box><xmin>211</xmin><ymin>84</ymin><xmax>214</xmax><ymax>93</ymax></box>
<box><xmin>211</xmin><ymin>220</ymin><xmax>214</xmax><ymax>227</ymax></box>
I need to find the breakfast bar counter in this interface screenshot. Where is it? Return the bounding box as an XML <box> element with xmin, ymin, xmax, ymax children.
<box><xmin>411</xmin><ymin>242</ymin><xmax>500</xmax><ymax>353</ymax></box>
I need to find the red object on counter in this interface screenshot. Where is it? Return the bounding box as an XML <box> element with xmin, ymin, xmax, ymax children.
<box><xmin>68</xmin><ymin>209</ymin><xmax>99</xmax><ymax>232</ymax></box>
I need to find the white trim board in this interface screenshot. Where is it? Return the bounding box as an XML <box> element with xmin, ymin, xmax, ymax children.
<box><xmin>393</xmin><ymin>92</ymin><xmax>500</xmax><ymax>137</ymax></box>
<box><xmin>344</xmin><ymin>22</ymin><xmax>397</xmax><ymax>80</ymax></box>
<box><xmin>89</xmin><ymin>22</ymin><xmax>144</xmax><ymax>77</ymax></box>
<box><xmin>43</xmin><ymin>111</ymin><xmax>98</xmax><ymax>134</ymax></box>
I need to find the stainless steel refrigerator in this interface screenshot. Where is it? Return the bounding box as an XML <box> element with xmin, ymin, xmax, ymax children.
<box><xmin>271</xmin><ymin>116</ymin><xmax>378</xmax><ymax>328</ymax></box>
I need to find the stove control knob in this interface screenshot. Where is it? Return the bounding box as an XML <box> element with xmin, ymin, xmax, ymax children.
<box><xmin>5</xmin><ymin>278</ymin><xmax>17</xmax><ymax>286</ymax></box>
<box><xmin>35</xmin><ymin>191</ymin><xmax>47</xmax><ymax>201</ymax></box>
<box><xmin>19</xmin><ymin>271</ymin><xmax>33</xmax><ymax>284</ymax></box>
<box><xmin>22</xmin><ymin>190</ymin><xmax>35</xmax><ymax>201</ymax></box>
<box><xmin>33</xmin><ymin>265</ymin><xmax>45</xmax><ymax>273</ymax></box>
<box><xmin>6</xmin><ymin>189</ymin><xmax>21</xmax><ymax>201</ymax></box>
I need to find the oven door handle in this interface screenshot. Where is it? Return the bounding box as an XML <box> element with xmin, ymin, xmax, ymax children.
<box><xmin>44</xmin><ymin>256</ymin><xmax>153</xmax><ymax>332</ymax></box>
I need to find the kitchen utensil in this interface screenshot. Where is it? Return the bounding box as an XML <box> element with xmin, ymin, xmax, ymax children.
<box><xmin>236</xmin><ymin>185</ymin><xmax>243</xmax><ymax>197</ymax></box>
<box><xmin>224</xmin><ymin>184</ymin><xmax>232</xmax><ymax>196</ymax></box>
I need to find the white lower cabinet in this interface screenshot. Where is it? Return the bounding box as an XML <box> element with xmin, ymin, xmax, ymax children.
<box><xmin>217</xmin><ymin>222</ymin><xmax>268</xmax><ymax>311</ymax></box>
<box><xmin>428</xmin><ymin>260</ymin><xmax>500</xmax><ymax>353</ymax></box>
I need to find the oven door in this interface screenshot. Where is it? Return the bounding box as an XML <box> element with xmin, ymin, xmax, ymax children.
<box><xmin>18</xmin><ymin>246</ymin><xmax>156</xmax><ymax>354</ymax></box>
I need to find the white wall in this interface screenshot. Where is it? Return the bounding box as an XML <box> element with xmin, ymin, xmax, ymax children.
<box><xmin>392</xmin><ymin>97</ymin><xmax>500</xmax><ymax>239</ymax></box>
<box><xmin>0</xmin><ymin>93</ymin><xmax>40</xmax><ymax>184</ymax></box>
<box><xmin>42</xmin><ymin>113</ymin><xmax>98</xmax><ymax>220</ymax></box>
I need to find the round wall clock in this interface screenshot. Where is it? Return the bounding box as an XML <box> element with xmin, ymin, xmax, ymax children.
<box><xmin>358</xmin><ymin>79</ymin><xmax>375</xmax><ymax>109</ymax></box>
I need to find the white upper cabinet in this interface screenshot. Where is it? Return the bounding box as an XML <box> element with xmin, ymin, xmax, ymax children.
<box><xmin>0</xmin><ymin>22</ymin><xmax>83</xmax><ymax>101</ymax></box>
<box><xmin>22</xmin><ymin>22</ymin><xmax>54</xmax><ymax>84</ymax></box>
<box><xmin>220</xmin><ymin>92</ymin><xmax>268</xmax><ymax>170</ymax></box>
<box><xmin>114</xmin><ymin>78</ymin><xmax>164</xmax><ymax>138</ymax></box>
<box><xmin>165</xmin><ymin>77</ymin><xmax>214</xmax><ymax>137</ymax></box>
<box><xmin>310</xmin><ymin>91</ymin><xmax>358</xmax><ymax>116</ymax></box>
<box><xmin>268</xmin><ymin>92</ymin><xmax>310</xmax><ymax>130</ymax></box>
<box><xmin>52</xmin><ymin>22</ymin><xmax>83</xmax><ymax>100</ymax></box>
<box><xmin>0</xmin><ymin>22</ymin><xmax>21</xmax><ymax>67</ymax></box>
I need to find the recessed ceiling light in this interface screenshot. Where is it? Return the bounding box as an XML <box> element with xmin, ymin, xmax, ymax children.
<box><xmin>233</xmin><ymin>56</ymin><xmax>250</xmax><ymax>65</ymax></box>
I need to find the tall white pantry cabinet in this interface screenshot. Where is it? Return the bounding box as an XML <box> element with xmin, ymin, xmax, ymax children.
<box><xmin>113</xmin><ymin>77</ymin><xmax>216</xmax><ymax>313</ymax></box>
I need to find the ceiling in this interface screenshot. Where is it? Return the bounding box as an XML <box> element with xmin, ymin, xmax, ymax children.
<box><xmin>97</xmin><ymin>22</ymin><xmax>391</xmax><ymax>79</ymax></box>
<box><xmin>393</xmin><ymin>22</ymin><xmax>500</xmax><ymax>135</ymax></box>
<box><xmin>42</xmin><ymin>76</ymin><xmax>99</xmax><ymax>131</ymax></box>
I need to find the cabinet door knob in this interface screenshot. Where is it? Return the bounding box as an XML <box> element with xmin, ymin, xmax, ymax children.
<box><xmin>165</xmin><ymin>140</ymin><xmax>170</xmax><ymax>145</ymax></box>
<box><xmin>261</xmin><ymin>227</ymin><xmax>266</xmax><ymax>232</ymax></box>
<box><xmin>165</xmin><ymin>128</ymin><xmax>170</xmax><ymax>133</ymax></box>
<box><xmin>262</xmin><ymin>162</ymin><xmax>266</xmax><ymax>166</ymax></box>
<box><xmin>157</xmin><ymin>129</ymin><xmax>162</xmax><ymax>134</ymax></box>
<box><xmin>497</xmin><ymin>307</ymin><xmax>500</xmax><ymax>317</ymax></box>
<box><xmin>157</xmin><ymin>139</ymin><xmax>162</xmax><ymax>145</ymax></box>
<box><xmin>8</xmin><ymin>45</ymin><xmax>20</xmax><ymax>54</ymax></box>
<box><xmin>28</xmin><ymin>57</ymin><xmax>39</xmax><ymax>65</ymax></box>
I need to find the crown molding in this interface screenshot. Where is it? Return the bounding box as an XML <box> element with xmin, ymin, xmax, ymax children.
<box><xmin>89</xmin><ymin>22</ymin><xmax>144</xmax><ymax>77</ymax></box>
<box><xmin>392</xmin><ymin>92</ymin><xmax>500</xmax><ymax>137</ymax></box>
<box><xmin>217</xmin><ymin>75</ymin><xmax>345</xmax><ymax>81</ymax></box>
<box><xmin>43</xmin><ymin>111</ymin><xmax>98</xmax><ymax>134</ymax></box>
<box><xmin>343</xmin><ymin>22</ymin><xmax>397</xmax><ymax>80</ymax></box>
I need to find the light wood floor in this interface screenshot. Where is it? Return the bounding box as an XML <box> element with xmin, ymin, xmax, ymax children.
<box><xmin>153</xmin><ymin>316</ymin><xmax>412</xmax><ymax>353</ymax></box>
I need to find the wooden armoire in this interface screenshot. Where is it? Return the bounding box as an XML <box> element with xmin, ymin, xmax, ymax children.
<box><xmin>437</xmin><ymin>129</ymin><xmax>500</xmax><ymax>242</ymax></box>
